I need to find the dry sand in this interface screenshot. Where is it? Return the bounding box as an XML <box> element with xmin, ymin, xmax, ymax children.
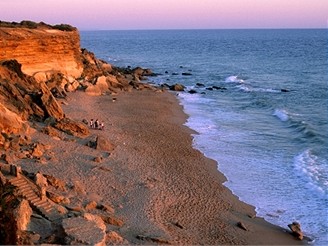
<box><xmin>19</xmin><ymin>89</ymin><xmax>305</xmax><ymax>245</ymax></box>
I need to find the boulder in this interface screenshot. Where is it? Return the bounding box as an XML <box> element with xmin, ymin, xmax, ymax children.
<box><xmin>65</xmin><ymin>80</ymin><xmax>80</xmax><ymax>92</ymax></box>
<box><xmin>44</xmin><ymin>174</ymin><xmax>66</xmax><ymax>191</ymax></box>
<box><xmin>85</xmin><ymin>201</ymin><xmax>98</xmax><ymax>210</ymax></box>
<box><xmin>47</xmin><ymin>191</ymin><xmax>69</xmax><ymax>204</ymax></box>
<box><xmin>72</xmin><ymin>180</ymin><xmax>86</xmax><ymax>195</ymax></box>
<box><xmin>0</xmin><ymin>61</ymin><xmax>47</xmax><ymax>121</ymax></box>
<box><xmin>97</xmin><ymin>203</ymin><xmax>115</xmax><ymax>214</ymax></box>
<box><xmin>236</xmin><ymin>221</ymin><xmax>248</xmax><ymax>231</ymax></box>
<box><xmin>0</xmin><ymin>102</ymin><xmax>26</xmax><ymax>135</ymax></box>
<box><xmin>95</xmin><ymin>76</ymin><xmax>109</xmax><ymax>92</ymax></box>
<box><xmin>288</xmin><ymin>222</ymin><xmax>303</xmax><ymax>240</ymax></box>
<box><xmin>62</xmin><ymin>217</ymin><xmax>106</xmax><ymax>246</ymax></box>
<box><xmin>101</xmin><ymin>215</ymin><xmax>124</xmax><ymax>227</ymax></box>
<box><xmin>54</xmin><ymin>118</ymin><xmax>90</xmax><ymax>138</ymax></box>
<box><xmin>83</xmin><ymin>213</ymin><xmax>106</xmax><ymax>232</ymax></box>
<box><xmin>85</xmin><ymin>84</ymin><xmax>102</xmax><ymax>96</ymax></box>
<box><xmin>95</xmin><ymin>135</ymin><xmax>115</xmax><ymax>152</ymax></box>
<box><xmin>13</xmin><ymin>199</ymin><xmax>33</xmax><ymax>231</ymax></box>
<box><xmin>106</xmin><ymin>74</ymin><xmax>123</xmax><ymax>90</ymax></box>
<box><xmin>41</xmin><ymin>125</ymin><xmax>61</xmax><ymax>139</ymax></box>
<box><xmin>38</xmin><ymin>81</ymin><xmax>65</xmax><ymax>120</ymax></box>
<box><xmin>106</xmin><ymin>231</ymin><xmax>125</xmax><ymax>244</ymax></box>
<box><xmin>30</xmin><ymin>143</ymin><xmax>44</xmax><ymax>158</ymax></box>
<box><xmin>94</xmin><ymin>156</ymin><xmax>103</xmax><ymax>163</ymax></box>
<box><xmin>169</xmin><ymin>83</ymin><xmax>185</xmax><ymax>91</ymax></box>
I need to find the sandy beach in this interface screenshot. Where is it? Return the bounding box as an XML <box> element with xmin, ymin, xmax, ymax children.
<box><xmin>19</xmin><ymin>89</ymin><xmax>304</xmax><ymax>245</ymax></box>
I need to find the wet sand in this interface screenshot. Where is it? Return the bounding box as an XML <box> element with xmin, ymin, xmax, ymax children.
<box><xmin>20</xmin><ymin>89</ymin><xmax>304</xmax><ymax>245</ymax></box>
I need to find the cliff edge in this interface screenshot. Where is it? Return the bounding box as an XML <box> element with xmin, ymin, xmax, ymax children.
<box><xmin>0</xmin><ymin>21</ymin><xmax>82</xmax><ymax>80</ymax></box>
<box><xmin>0</xmin><ymin>21</ymin><xmax>159</xmax><ymax>244</ymax></box>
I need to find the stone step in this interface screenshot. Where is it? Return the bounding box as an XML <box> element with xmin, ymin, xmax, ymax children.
<box><xmin>10</xmin><ymin>177</ymin><xmax>25</xmax><ymax>183</ymax></box>
<box><xmin>31</xmin><ymin>197</ymin><xmax>42</xmax><ymax>204</ymax></box>
<box><xmin>41</xmin><ymin>202</ymin><xmax>52</xmax><ymax>209</ymax></box>
<box><xmin>46</xmin><ymin>213</ymin><xmax>62</xmax><ymax>221</ymax></box>
<box><xmin>10</xmin><ymin>179</ymin><xmax>26</xmax><ymax>186</ymax></box>
<box><xmin>39</xmin><ymin>207</ymin><xmax>60</xmax><ymax>219</ymax></box>
<box><xmin>22</xmin><ymin>189</ymin><xmax>37</xmax><ymax>196</ymax></box>
<box><xmin>9</xmin><ymin>177</ymin><xmax>21</xmax><ymax>182</ymax></box>
<box><xmin>19</xmin><ymin>183</ymin><xmax>30</xmax><ymax>189</ymax></box>
<box><xmin>24</xmin><ymin>190</ymin><xmax>38</xmax><ymax>197</ymax></box>
<box><xmin>44</xmin><ymin>207</ymin><xmax>53</xmax><ymax>213</ymax></box>
<box><xmin>44</xmin><ymin>207</ymin><xmax>54</xmax><ymax>213</ymax></box>
<box><xmin>25</xmin><ymin>194</ymin><xmax>39</xmax><ymax>201</ymax></box>
<box><xmin>34</xmin><ymin>200</ymin><xmax>48</xmax><ymax>206</ymax></box>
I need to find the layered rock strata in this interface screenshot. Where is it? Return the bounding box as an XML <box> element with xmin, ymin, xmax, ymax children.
<box><xmin>0</xmin><ymin>21</ymin><xmax>158</xmax><ymax>244</ymax></box>
<box><xmin>0</xmin><ymin>22</ymin><xmax>83</xmax><ymax>80</ymax></box>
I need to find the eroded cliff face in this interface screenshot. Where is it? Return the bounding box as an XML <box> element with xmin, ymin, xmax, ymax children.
<box><xmin>0</xmin><ymin>21</ymin><xmax>160</xmax><ymax>245</ymax></box>
<box><xmin>0</xmin><ymin>26</ymin><xmax>83</xmax><ymax>80</ymax></box>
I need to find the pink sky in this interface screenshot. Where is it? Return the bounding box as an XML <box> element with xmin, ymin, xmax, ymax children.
<box><xmin>0</xmin><ymin>0</ymin><xmax>327</xmax><ymax>30</ymax></box>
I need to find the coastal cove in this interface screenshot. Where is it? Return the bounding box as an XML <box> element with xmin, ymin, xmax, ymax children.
<box><xmin>81</xmin><ymin>29</ymin><xmax>328</xmax><ymax>245</ymax></box>
<box><xmin>19</xmin><ymin>90</ymin><xmax>306</xmax><ymax>245</ymax></box>
<box><xmin>0</xmin><ymin>23</ymin><xmax>324</xmax><ymax>244</ymax></box>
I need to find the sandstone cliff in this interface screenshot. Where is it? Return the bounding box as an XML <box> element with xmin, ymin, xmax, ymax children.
<box><xmin>0</xmin><ymin>21</ymin><xmax>156</xmax><ymax>135</ymax></box>
<box><xmin>0</xmin><ymin>22</ymin><xmax>83</xmax><ymax>80</ymax></box>
<box><xmin>0</xmin><ymin>21</ymin><xmax>159</xmax><ymax>244</ymax></box>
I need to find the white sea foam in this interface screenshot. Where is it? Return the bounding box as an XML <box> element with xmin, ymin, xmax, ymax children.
<box><xmin>238</xmin><ymin>84</ymin><xmax>281</xmax><ymax>93</ymax></box>
<box><xmin>294</xmin><ymin>149</ymin><xmax>328</xmax><ymax>195</ymax></box>
<box><xmin>108</xmin><ymin>56</ymin><xmax>118</xmax><ymax>62</ymax></box>
<box><xmin>225</xmin><ymin>75</ymin><xmax>244</xmax><ymax>83</ymax></box>
<box><xmin>273</xmin><ymin>109</ymin><xmax>289</xmax><ymax>121</ymax></box>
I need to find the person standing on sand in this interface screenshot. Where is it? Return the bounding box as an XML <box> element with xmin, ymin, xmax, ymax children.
<box><xmin>100</xmin><ymin>122</ymin><xmax>104</xmax><ymax>130</ymax></box>
<box><xmin>90</xmin><ymin>119</ymin><xmax>94</xmax><ymax>128</ymax></box>
<box><xmin>94</xmin><ymin>119</ymin><xmax>99</xmax><ymax>129</ymax></box>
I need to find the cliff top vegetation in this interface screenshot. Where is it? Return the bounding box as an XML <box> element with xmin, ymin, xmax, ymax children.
<box><xmin>0</xmin><ymin>20</ymin><xmax>76</xmax><ymax>31</ymax></box>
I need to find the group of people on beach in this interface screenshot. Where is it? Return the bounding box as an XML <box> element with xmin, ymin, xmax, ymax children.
<box><xmin>89</xmin><ymin>119</ymin><xmax>104</xmax><ymax>130</ymax></box>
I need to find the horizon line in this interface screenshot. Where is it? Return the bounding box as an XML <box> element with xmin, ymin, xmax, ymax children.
<box><xmin>79</xmin><ymin>27</ymin><xmax>327</xmax><ymax>32</ymax></box>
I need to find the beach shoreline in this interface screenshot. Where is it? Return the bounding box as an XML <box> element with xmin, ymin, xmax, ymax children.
<box><xmin>20</xmin><ymin>89</ymin><xmax>305</xmax><ymax>244</ymax></box>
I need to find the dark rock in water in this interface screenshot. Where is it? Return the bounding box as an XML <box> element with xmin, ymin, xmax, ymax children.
<box><xmin>196</xmin><ymin>83</ymin><xmax>205</xmax><ymax>87</ymax></box>
<box><xmin>182</xmin><ymin>72</ymin><xmax>192</xmax><ymax>76</ymax></box>
<box><xmin>161</xmin><ymin>83</ymin><xmax>170</xmax><ymax>88</ymax></box>
<box><xmin>132</xmin><ymin>67</ymin><xmax>155</xmax><ymax>78</ymax></box>
<box><xmin>281</xmin><ymin>88</ymin><xmax>290</xmax><ymax>92</ymax></box>
<box><xmin>172</xmin><ymin>73</ymin><xmax>179</xmax><ymax>76</ymax></box>
<box><xmin>165</xmin><ymin>71</ymin><xmax>169</xmax><ymax>74</ymax></box>
<box><xmin>188</xmin><ymin>89</ymin><xmax>197</xmax><ymax>94</ymax></box>
<box><xmin>206</xmin><ymin>87</ymin><xmax>213</xmax><ymax>91</ymax></box>
<box><xmin>288</xmin><ymin>222</ymin><xmax>303</xmax><ymax>240</ymax></box>
<box><xmin>212</xmin><ymin>86</ymin><xmax>227</xmax><ymax>90</ymax></box>
<box><xmin>169</xmin><ymin>83</ymin><xmax>185</xmax><ymax>91</ymax></box>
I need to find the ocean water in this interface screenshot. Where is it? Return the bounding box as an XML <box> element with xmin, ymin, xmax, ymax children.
<box><xmin>81</xmin><ymin>29</ymin><xmax>328</xmax><ymax>244</ymax></box>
